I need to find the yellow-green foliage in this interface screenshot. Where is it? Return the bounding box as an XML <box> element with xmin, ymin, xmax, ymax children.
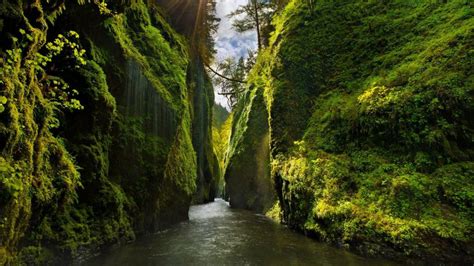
<box><xmin>213</xmin><ymin>114</ymin><xmax>233</xmax><ymax>172</ymax></box>
<box><xmin>247</xmin><ymin>0</ymin><xmax>474</xmax><ymax>261</ymax></box>
<box><xmin>213</xmin><ymin>114</ymin><xmax>233</xmax><ymax>193</ymax></box>
<box><xmin>265</xmin><ymin>201</ymin><xmax>282</xmax><ymax>222</ymax></box>
<box><xmin>0</xmin><ymin>1</ymin><xmax>87</xmax><ymax>263</ymax></box>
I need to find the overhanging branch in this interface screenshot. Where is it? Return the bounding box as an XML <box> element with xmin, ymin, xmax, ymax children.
<box><xmin>205</xmin><ymin>63</ymin><xmax>246</xmax><ymax>84</ymax></box>
<box><xmin>218</xmin><ymin>89</ymin><xmax>246</xmax><ymax>96</ymax></box>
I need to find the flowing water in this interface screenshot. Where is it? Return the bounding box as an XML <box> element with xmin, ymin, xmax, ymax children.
<box><xmin>86</xmin><ymin>199</ymin><xmax>397</xmax><ymax>266</ymax></box>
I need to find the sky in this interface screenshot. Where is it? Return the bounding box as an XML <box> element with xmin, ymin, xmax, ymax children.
<box><xmin>213</xmin><ymin>0</ymin><xmax>258</xmax><ymax>109</ymax></box>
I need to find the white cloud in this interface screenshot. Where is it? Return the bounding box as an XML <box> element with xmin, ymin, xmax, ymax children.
<box><xmin>213</xmin><ymin>0</ymin><xmax>258</xmax><ymax>109</ymax></box>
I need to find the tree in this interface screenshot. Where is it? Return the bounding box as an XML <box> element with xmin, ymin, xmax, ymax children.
<box><xmin>207</xmin><ymin>50</ymin><xmax>256</xmax><ymax>108</ymax></box>
<box><xmin>201</xmin><ymin>0</ymin><xmax>221</xmax><ymax>62</ymax></box>
<box><xmin>243</xmin><ymin>49</ymin><xmax>257</xmax><ymax>73</ymax></box>
<box><xmin>228</xmin><ymin>0</ymin><xmax>275</xmax><ymax>51</ymax></box>
<box><xmin>156</xmin><ymin>0</ymin><xmax>220</xmax><ymax>63</ymax></box>
<box><xmin>215</xmin><ymin>57</ymin><xmax>246</xmax><ymax>107</ymax></box>
<box><xmin>211</xmin><ymin>53</ymin><xmax>258</xmax><ymax>108</ymax></box>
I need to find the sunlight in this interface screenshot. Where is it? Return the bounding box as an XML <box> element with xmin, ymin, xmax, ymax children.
<box><xmin>155</xmin><ymin>0</ymin><xmax>203</xmax><ymax>39</ymax></box>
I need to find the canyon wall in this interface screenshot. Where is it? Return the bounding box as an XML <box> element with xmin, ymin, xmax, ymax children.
<box><xmin>228</xmin><ymin>0</ymin><xmax>474</xmax><ymax>263</ymax></box>
<box><xmin>0</xmin><ymin>0</ymin><xmax>217</xmax><ymax>263</ymax></box>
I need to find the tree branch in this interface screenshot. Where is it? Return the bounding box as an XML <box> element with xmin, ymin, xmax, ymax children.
<box><xmin>205</xmin><ymin>63</ymin><xmax>246</xmax><ymax>83</ymax></box>
<box><xmin>218</xmin><ymin>89</ymin><xmax>246</xmax><ymax>96</ymax></box>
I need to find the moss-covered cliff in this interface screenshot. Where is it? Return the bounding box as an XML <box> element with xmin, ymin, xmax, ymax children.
<box><xmin>158</xmin><ymin>0</ymin><xmax>220</xmax><ymax>204</ymax></box>
<box><xmin>0</xmin><ymin>0</ymin><xmax>218</xmax><ymax>263</ymax></box>
<box><xmin>188</xmin><ymin>58</ymin><xmax>220</xmax><ymax>204</ymax></box>
<box><xmin>224</xmin><ymin>87</ymin><xmax>275</xmax><ymax>213</ymax></box>
<box><xmin>228</xmin><ymin>0</ymin><xmax>474</xmax><ymax>263</ymax></box>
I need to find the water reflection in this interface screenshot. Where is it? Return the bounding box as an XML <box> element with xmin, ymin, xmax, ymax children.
<box><xmin>85</xmin><ymin>199</ymin><xmax>397</xmax><ymax>266</ymax></box>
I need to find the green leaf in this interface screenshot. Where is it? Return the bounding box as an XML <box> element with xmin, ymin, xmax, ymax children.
<box><xmin>0</xmin><ymin>96</ymin><xmax>7</xmax><ymax>104</ymax></box>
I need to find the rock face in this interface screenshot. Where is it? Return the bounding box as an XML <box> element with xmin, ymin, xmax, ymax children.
<box><xmin>0</xmin><ymin>0</ymin><xmax>217</xmax><ymax>263</ymax></box>
<box><xmin>188</xmin><ymin>57</ymin><xmax>220</xmax><ymax>204</ymax></box>
<box><xmin>158</xmin><ymin>0</ymin><xmax>220</xmax><ymax>204</ymax></box>
<box><xmin>229</xmin><ymin>0</ymin><xmax>474</xmax><ymax>263</ymax></box>
<box><xmin>224</xmin><ymin>88</ymin><xmax>275</xmax><ymax>213</ymax></box>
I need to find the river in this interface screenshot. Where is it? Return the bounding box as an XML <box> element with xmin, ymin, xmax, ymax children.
<box><xmin>85</xmin><ymin>199</ymin><xmax>397</xmax><ymax>265</ymax></box>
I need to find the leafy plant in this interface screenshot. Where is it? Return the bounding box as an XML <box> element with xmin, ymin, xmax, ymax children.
<box><xmin>0</xmin><ymin>96</ymin><xmax>7</xmax><ymax>113</ymax></box>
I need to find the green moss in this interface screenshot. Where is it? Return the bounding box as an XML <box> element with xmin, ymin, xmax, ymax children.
<box><xmin>265</xmin><ymin>201</ymin><xmax>282</xmax><ymax>222</ymax></box>
<box><xmin>164</xmin><ymin>109</ymin><xmax>197</xmax><ymax>197</ymax></box>
<box><xmin>273</xmin><ymin>148</ymin><xmax>473</xmax><ymax>258</ymax></box>
<box><xmin>213</xmin><ymin>114</ymin><xmax>233</xmax><ymax>195</ymax></box>
<box><xmin>0</xmin><ymin>1</ymin><xmax>86</xmax><ymax>261</ymax></box>
<box><xmin>102</xmin><ymin>2</ymin><xmax>188</xmax><ymax>110</ymax></box>
<box><xmin>238</xmin><ymin>0</ymin><xmax>474</xmax><ymax>261</ymax></box>
<box><xmin>0</xmin><ymin>247</ymin><xmax>7</xmax><ymax>265</ymax></box>
<box><xmin>224</xmin><ymin>87</ymin><xmax>275</xmax><ymax>213</ymax></box>
<box><xmin>0</xmin><ymin>0</ymin><xmax>210</xmax><ymax>262</ymax></box>
<box><xmin>18</xmin><ymin>246</ymin><xmax>55</xmax><ymax>265</ymax></box>
<box><xmin>188</xmin><ymin>57</ymin><xmax>220</xmax><ymax>204</ymax></box>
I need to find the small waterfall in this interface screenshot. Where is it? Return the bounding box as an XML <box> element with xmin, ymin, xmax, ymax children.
<box><xmin>124</xmin><ymin>60</ymin><xmax>177</xmax><ymax>140</ymax></box>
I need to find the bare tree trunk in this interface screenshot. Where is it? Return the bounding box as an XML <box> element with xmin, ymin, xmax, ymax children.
<box><xmin>252</xmin><ymin>0</ymin><xmax>262</xmax><ymax>51</ymax></box>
